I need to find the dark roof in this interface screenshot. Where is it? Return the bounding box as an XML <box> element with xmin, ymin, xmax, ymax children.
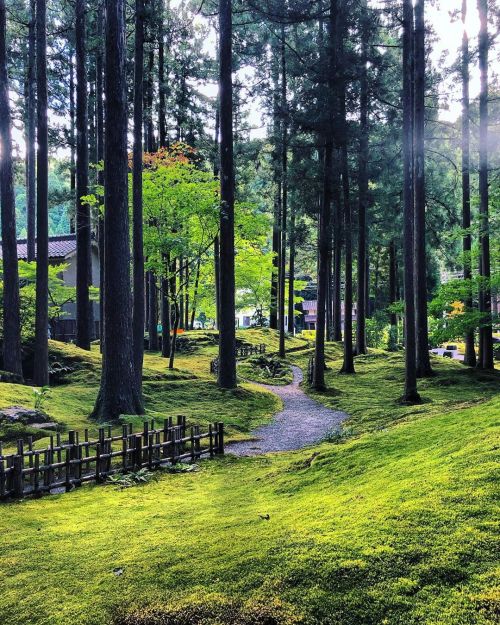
<box><xmin>0</xmin><ymin>234</ymin><xmax>77</xmax><ymax>261</ymax></box>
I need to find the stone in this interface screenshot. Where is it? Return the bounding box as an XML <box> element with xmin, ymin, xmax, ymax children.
<box><xmin>0</xmin><ymin>406</ymin><xmax>52</xmax><ymax>425</ymax></box>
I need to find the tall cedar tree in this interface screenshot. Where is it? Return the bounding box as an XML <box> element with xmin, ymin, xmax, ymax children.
<box><xmin>92</xmin><ymin>0</ymin><xmax>144</xmax><ymax>419</ymax></box>
<box><xmin>402</xmin><ymin>0</ymin><xmax>420</xmax><ymax>402</ymax></box>
<box><xmin>26</xmin><ymin>0</ymin><xmax>36</xmax><ymax>261</ymax></box>
<box><xmin>0</xmin><ymin>0</ymin><xmax>23</xmax><ymax>377</ymax></box>
<box><xmin>313</xmin><ymin>4</ymin><xmax>335</xmax><ymax>390</ymax></box>
<box><xmin>133</xmin><ymin>0</ymin><xmax>145</xmax><ymax>384</ymax></box>
<box><xmin>477</xmin><ymin>0</ymin><xmax>493</xmax><ymax>370</ymax></box>
<box><xmin>269</xmin><ymin>50</ymin><xmax>280</xmax><ymax>331</ymax></box>
<box><xmin>355</xmin><ymin>0</ymin><xmax>369</xmax><ymax>356</ymax></box>
<box><xmin>217</xmin><ymin>0</ymin><xmax>237</xmax><ymax>389</ymax></box>
<box><xmin>339</xmin><ymin>4</ymin><xmax>354</xmax><ymax>374</ymax></box>
<box><xmin>96</xmin><ymin>4</ymin><xmax>104</xmax><ymax>349</ymax></box>
<box><xmin>413</xmin><ymin>0</ymin><xmax>432</xmax><ymax>377</ymax></box>
<box><xmin>461</xmin><ymin>0</ymin><xmax>476</xmax><ymax>366</ymax></box>
<box><xmin>76</xmin><ymin>0</ymin><xmax>92</xmax><ymax>350</ymax></box>
<box><xmin>278</xmin><ymin>23</ymin><xmax>287</xmax><ymax>358</ymax></box>
<box><xmin>34</xmin><ymin>0</ymin><xmax>49</xmax><ymax>387</ymax></box>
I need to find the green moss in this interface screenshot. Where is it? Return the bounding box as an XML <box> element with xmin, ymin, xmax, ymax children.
<box><xmin>0</xmin><ymin>349</ymin><xmax>499</xmax><ymax>624</ymax></box>
<box><xmin>290</xmin><ymin>346</ymin><xmax>500</xmax><ymax>435</ymax></box>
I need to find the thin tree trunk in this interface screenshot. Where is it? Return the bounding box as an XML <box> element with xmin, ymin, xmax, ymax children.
<box><xmin>287</xmin><ymin>187</ymin><xmax>296</xmax><ymax>335</ymax></box>
<box><xmin>477</xmin><ymin>0</ymin><xmax>493</xmax><ymax>370</ymax></box>
<box><xmin>0</xmin><ymin>0</ymin><xmax>23</xmax><ymax>378</ymax></box>
<box><xmin>148</xmin><ymin>272</ymin><xmax>159</xmax><ymax>350</ymax></box>
<box><xmin>133</xmin><ymin>0</ymin><xmax>145</xmax><ymax>380</ymax></box>
<box><xmin>402</xmin><ymin>0</ymin><xmax>420</xmax><ymax>402</ymax></box>
<box><xmin>340</xmin><ymin>142</ymin><xmax>354</xmax><ymax>373</ymax></box>
<box><xmin>190</xmin><ymin>258</ymin><xmax>201</xmax><ymax>329</ymax></box>
<box><xmin>461</xmin><ymin>0</ymin><xmax>476</xmax><ymax>367</ymax></box>
<box><xmin>179</xmin><ymin>258</ymin><xmax>184</xmax><ymax>330</ymax></box>
<box><xmin>34</xmin><ymin>0</ymin><xmax>49</xmax><ymax>387</ymax></box>
<box><xmin>92</xmin><ymin>0</ymin><xmax>144</xmax><ymax>419</ymax></box>
<box><xmin>161</xmin><ymin>255</ymin><xmax>171</xmax><ymax>358</ymax></box>
<box><xmin>213</xmin><ymin>105</ymin><xmax>220</xmax><ymax>330</ymax></box>
<box><xmin>389</xmin><ymin>240</ymin><xmax>397</xmax><ymax>327</ymax></box>
<box><xmin>168</xmin><ymin>301</ymin><xmax>179</xmax><ymax>369</ymax></box>
<box><xmin>184</xmin><ymin>259</ymin><xmax>189</xmax><ymax>330</ymax></box>
<box><xmin>217</xmin><ymin>0</ymin><xmax>236</xmax><ymax>389</ymax></box>
<box><xmin>270</xmin><ymin>52</ymin><xmax>280</xmax><ymax>332</ymax></box>
<box><xmin>26</xmin><ymin>0</ymin><xmax>36</xmax><ymax>262</ymax></box>
<box><xmin>75</xmin><ymin>0</ymin><xmax>91</xmax><ymax>350</ymax></box>
<box><xmin>413</xmin><ymin>0</ymin><xmax>432</xmax><ymax>377</ymax></box>
<box><xmin>69</xmin><ymin>55</ymin><xmax>76</xmax><ymax>232</ymax></box>
<box><xmin>278</xmin><ymin>24</ymin><xmax>287</xmax><ymax>358</ymax></box>
<box><xmin>356</xmin><ymin>3</ymin><xmax>369</xmax><ymax>355</ymax></box>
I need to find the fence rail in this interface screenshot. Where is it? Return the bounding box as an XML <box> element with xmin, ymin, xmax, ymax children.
<box><xmin>0</xmin><ymin>417</ymin><xmax>224</xmax><ymax>501</ymax></box>
<box><xmin>210</xmin><ymin>343</ymin><xmax>266</xmax><ymax>374</ymax></box>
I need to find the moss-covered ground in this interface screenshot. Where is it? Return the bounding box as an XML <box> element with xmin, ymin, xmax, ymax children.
<box><xmin>0</xmin><ymin>336</ymin><xmax>499</xmax><ymax>625</ymax></box>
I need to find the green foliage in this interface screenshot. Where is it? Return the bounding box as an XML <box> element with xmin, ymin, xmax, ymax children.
<box><xmin>107</xmin><ymin>468</ymin><xmax>157</xmax><ymax>489</ymax></box>
<box><xmin>238</xmin><ymin>355</ymin><xmax>293</xmax><ymax>385</ymax></box>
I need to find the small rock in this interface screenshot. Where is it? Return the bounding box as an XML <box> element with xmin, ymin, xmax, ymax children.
<box><xmin>30</xmin><ymin>422</ymin><xmax>59</xmax><ymax>430</ymax></box>
<box><xmin>0</xmin><ymin>406</ymin><xmax>52</xmax><ymax>425</ymax></box>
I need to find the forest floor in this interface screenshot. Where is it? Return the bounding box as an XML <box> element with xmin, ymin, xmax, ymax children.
<box><xmin>0</xmin><ymin>331</ymin><xmax>499</xmax><ymax>625</ymax></box>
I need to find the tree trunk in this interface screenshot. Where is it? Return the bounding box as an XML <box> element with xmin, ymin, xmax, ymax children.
<box><xmin>190</xmin><ymin>258</ymin><xmax>201</xmax><ymax>329</ymax></box>
<box><xmin>413</xmin><ymin>0</ymin><xmax>432</xmax><ymax>377</ymax></box>
<box><xmin>461</xmin><ymin>0</ymin><xmax>476</xmax><ymax>367</ymax></box>
<box><xmin>477</xmin><ymin>0</ymin><xmax>493</xmax><ymax>370</ymax></box>
<box><xmin>332</xmin><ymin>159</ymin><xmax>342</xmax><ymax>341</ymax></box>
<box><xmin>133</xmin><ymin>0</ymin><xmax>145</xmax><ymax>380</ymax></box>
<box><xmin>356</xmin><ymin>4</ymin><xmax>368</xmax><ymax>356</ymax></box>
<box><xmin>92</xmin><ymin>0</ymin><xmax>144</xmax><ymax>420</ymax></box>
<box><xmin>278</xmin><ymin>24</ymin><xmax>287</xmax><ymax>358</ymax></box>
<box><xmin>161</xmin><ymin>256</ymin><xmax>171</xmax><ymax>358</ymax></box>
<box><xmin>213</xmin><ymin>105</ymin><xmax>221</xmax><ymax>330</ymax></box>
<box><xmin>0</xmin><ymin>0</ymin><xmax>23</xmax><ymax>378</ymax></box>
<box><xmin>340</xmin><ymin>141</ymin><xmax>354</xmax><ymax>373</ymax></box>
<box><xmin>269</xmin><ymin>52</ymin><xmax>280</xmax><ymax>331</ymax></box>
<box><xmin>184</xmin><ymin>259</ymin><xmax>190</xmax><ymax>330</ymax></box>
<box><xmin>402</xmin><ymin>0</ymin><xmax>420</xmax><ymax>402</ymax></box>
<box><xmin>148</xmin><ymin>272</ymin><xmax>159</xmax><ymax>350</ymax></box>
<box><xmin>389</xmin><ymin>240</ymin><xmax>397</xmax><ymax>327</ymax></box>
<box><xmin>287</xmin><ymin>179</ymin><xmax>296</xmax><ymax>334</ymax></box>
<box><xmin>34</xmin><ymin>0</ymin><xmax>49</xmax><ymax>387</ymax></box>
<box><xmin>168</xmin><ymin>301</ymin><xmax>179</xmax><ymax>369</ymax></box>
<box><xmin>158</xmin><ymin>6</ymin><xmax>167</xmax><ymax>149</ymax></box>
<box><xmin>96</xmin><ymin>3</ymin><xmax>104</xmax><ymax>351</ymax></box>
<box><xmin>26</xmin><ymin>0</ymin><xmax>36</xmax><ymax>262</ymax></box>
<box><xmin>75</xmin><ymin>0</ymin><xmax>91</xmax><ymax>350</ymax></box>
<box><xmin>179</xmin><ymin>258</ymin><xmax>184</xmax><ymax>330</ymax></box>
<box><xmin>69</xmin><ymin>55</ymin><xmax>76</xmax><ymax>232</ymax></box>
<box><xmin>217</xmin><ymin>0</ymin><xmax>236</xmax><ymax>389</ymax></box>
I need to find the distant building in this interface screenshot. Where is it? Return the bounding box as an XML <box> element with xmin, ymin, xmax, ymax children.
<box><xmin>299</xmin><ymin>299</ymin><xmax>357</xmax><ymax>331</ymax></box>
<box><xmin>0</xmin><ymin>234</ymin><xmax>100</xmax><ymax>342</ymax></box>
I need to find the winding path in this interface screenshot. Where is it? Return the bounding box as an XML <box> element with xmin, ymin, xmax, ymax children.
<box><xmin>227</xmin><ymin>366</ymin><xmax>348</xmax><ymax>456</ymax></box>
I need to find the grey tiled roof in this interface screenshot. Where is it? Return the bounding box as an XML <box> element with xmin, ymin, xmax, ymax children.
<box><xmin>0</xmin><ymin>234</ymin><xmax>77</xmax><ymax>261</ymax></box>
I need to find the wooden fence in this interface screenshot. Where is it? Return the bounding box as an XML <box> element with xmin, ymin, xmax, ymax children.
<box><xmin>0</xmin><ymin>416</ymin><xmax>224</xmax><ymax>501</ymax></box>
<box><xmin>210</xmin><ymin>343</ymin><xmax>266</xmax><ymax>374</ymax></box>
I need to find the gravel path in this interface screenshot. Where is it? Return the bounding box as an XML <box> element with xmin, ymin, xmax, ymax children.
<box><xmin>227</xmin><ymin>366</ymin><xmax>348</xmax><ymax>456</ymax></box>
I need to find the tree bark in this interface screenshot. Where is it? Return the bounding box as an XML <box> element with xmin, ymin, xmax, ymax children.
<box><xmin>278</xmin><ymin>24</ymin><xmax>287</xmax><ymax>358</ymax></box>
<box><xmin>331</xmin><ymin>159</ymin><xmax>342</xmax><ymax>341</ymax></box>
<box><xmin>161</xmin><ymin>255</ymin><xmax>171</xmax><ymax>358</ymax></box>
<box><xmin>133</xmin><ymin>0</ymin><xmax>145</xmax><ymax>380</ymax></box>
<box><xmin>413</xmin><ymin>0</ymin><xmax>432</xmax><ymax>377</ymax></box>
<box><xmin>356</xmin><ymin>3</ymin><xmax>369</xmax><ymax>356</ymax></box>
<box><xmin>402</xmin><ymin>0</ymin><xmax>420</xmax><ymax>402</ymax></box>
<box><xmin>96</xmin><ymin>3</ymin><xmax>104</xmax><ymax>350</ymax></box>
<box><xmin>34</xmin><ymin>0</ymin><xmax>49</xmax><ymax>387</ymax></box>
<box><xmin>190</xmin><ymin>258</ymin><xmax>201</xmax><ymax>329</ymax></box>
<box><xmin>461</xmin><ymin>0</ymin><xmax>476</xmax><ymax>367</ymax></box>
<box><xmin>217</xmin><ymin>0</ymin><xmax>236</xmax><ymax>389</ymax></box>
<box><xmin>269</xmin><ymin>52</ymin><xmax>280</xmax><ymax>331</ymax></box>
<box><xmin>92</xmin><ymin>0</ymin><xmax>144</xmax><ymax>420</ymax></box>
<box><xmin>26</xmin><ymin>0</ymin><xmax>36</xmax><ymax>262</ymax></box>
<box><xmin>75</xmin><ymin>0</ymin><xmax>91</xmax><ymax>350</ymax></box>
<box><xmin>148</xmin><ymin>272</ymin><xmax>159</xmax><ymax>350</ymax></box>
<box><xmin>69</xmin><ymin>55</ymin><xmax>76</xmax><ymax>232</ymax></box>
<box><xmin>0</xmin><ymin>0</ymin><xmax>23</xmax><ymax>378</ymax></box>
<box><xmin>158</xmin><ymin>5</ymin><xmax>167</xmax><ymax>149</ymax></box>
<box><xmin>477</xmin><ymin>0</ymin><xmax>493</xmax><ymax>370</ymax></box>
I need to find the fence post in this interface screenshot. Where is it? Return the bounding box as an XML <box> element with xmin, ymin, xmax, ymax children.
<box><xmin>217</xmin><ymin>422</ymin><xmax>224</xmax><ymax>455</ymax></box>
<box><xmin>208</xmin><ymin>424</ymin><xmax>214</xmax><ymax>458</ymax></box>
<box><xmin>134</xmin><ymin>435</ymin><xmax>143</xmax><ymax>470</ymax></box>
<box><xmin>34</xmin><ymin>452</ymin><xmax>40</xmax><ymax>495</ymax></box>
<box><xmin>65</xmin><ymin>449</ymin><xmax>72</xmax><ymax>492</ymax></box>
<box><xmin>194</xmin><ymin>425</ymin><xmax>201</xmax><ymax>459</ymax></box>
<box><xmin>122</xmin><ymin>425</ymin><xmax>128</xmax><ymax>470</ymax></box>
<box><xmin>0</xmin><ymin>456</ymin><xmax>5</xmax><ymax>498</ymax></box>
<box><xmin>13</xmin><ymin>455</ymin><xmax>24</xmax><ymax>498</ymax></box>
<box><xmin>190</xmin><ymin>427</ymin><xmax>195</xmax><ymax>461</ymax></box>
<box><xmin>68</xmin><ymin>431</ymin><xmax>76</xmax><ymax>479</ymax></box>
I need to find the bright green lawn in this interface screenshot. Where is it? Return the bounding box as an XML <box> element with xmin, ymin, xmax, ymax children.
<box><xmin>0</xmin><ymin>347</ymin><xmax>498</xmax><ymax>625</ymax></box>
